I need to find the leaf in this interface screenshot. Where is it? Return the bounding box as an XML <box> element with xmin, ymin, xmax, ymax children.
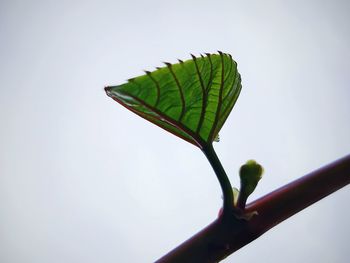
<box><xmin>105</xmin><ymin>52</ymin><xmax>242</xmax><ymax>148</ymax></box>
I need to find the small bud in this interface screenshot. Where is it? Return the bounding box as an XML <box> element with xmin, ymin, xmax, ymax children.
<box><xmin>237</xmin><ymin>160</ymin><xmax>264</xmax><ymax>209</ymax></box>
<box><xmin>239</xmin><ymin>160</ymin><xmax>263</xmax><ymax>196</ymax></box>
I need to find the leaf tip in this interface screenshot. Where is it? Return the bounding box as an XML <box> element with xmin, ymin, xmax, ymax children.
<box><xmin>144</xmin><ymin>70</ymin><xmax>151</xmax><ymax>75</ymax></box>
<box><xmin>190</xmin><ymin>53</ymin><xmax>197</xmax><ymax>60</ymax></box>
<box><xmin>178</xmin><ymin>59</ymin><xmax>184</xmax><ymax>64</ymax></box>
<box><xmin>217</xmin><ymin>50</ymin><xmax>223</xmax><ymax>56</ymax></box>
<box><xmin>104</xmin><ymin>86</ymin><xmax>112</xmax><ymax>96</ymax></box>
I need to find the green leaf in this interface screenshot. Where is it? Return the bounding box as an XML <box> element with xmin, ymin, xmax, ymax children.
<box><xmin>105</xmin><ymin>52</ymin><xmax>242</xmax><ymax>148</ymax></box>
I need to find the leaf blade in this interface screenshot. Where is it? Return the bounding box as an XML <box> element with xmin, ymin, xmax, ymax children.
<box><xmin>105</xmin><ymin>52</ymin><xmax>242</xmax><ymax>148</ymax></box>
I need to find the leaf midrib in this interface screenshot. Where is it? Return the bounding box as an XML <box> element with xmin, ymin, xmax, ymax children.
<box><xmin>117</xmin><ymin>90</ymin><xmax>206</xmax><ymax>147</ymax></box>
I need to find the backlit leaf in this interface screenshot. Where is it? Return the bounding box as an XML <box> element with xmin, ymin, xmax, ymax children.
<box><xmin>105</xmin><ymin>52</ymin><xmax>242</xmax><ymax>148</ymax></box>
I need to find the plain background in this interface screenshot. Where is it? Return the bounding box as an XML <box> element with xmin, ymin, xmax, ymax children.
<box><xmin>1</xmin><ymin>0</ymin><xmax>349</xmax><ymax>262</ymax></box>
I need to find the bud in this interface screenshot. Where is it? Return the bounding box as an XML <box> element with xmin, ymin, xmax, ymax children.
<box><xmin>238</xmin><ymin>160</ymin><xmax>264</xmax><ymax>209</ymax></box>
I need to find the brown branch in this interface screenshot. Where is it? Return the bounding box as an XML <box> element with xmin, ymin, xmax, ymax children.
<box><xmin>156</xmin><ymin>154</ymin><xmax>350</xmax><ymax>263</ymax></box>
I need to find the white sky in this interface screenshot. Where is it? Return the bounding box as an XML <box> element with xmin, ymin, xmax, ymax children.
<box><xmin>1</xmin><ymin>0</ymin><xmax>349</xmax><ymax>262</ymax></box>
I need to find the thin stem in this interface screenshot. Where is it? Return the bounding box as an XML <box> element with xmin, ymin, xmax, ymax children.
<box><xmin>202</xmin><ymin>143</ymin><xmax>234</xmax><ymax>215</ymax></box>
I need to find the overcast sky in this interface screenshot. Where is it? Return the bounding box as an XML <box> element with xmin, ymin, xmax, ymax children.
<box><xmin>1</xmin><ymin>0</ymin><xmax>349</xmax><ymax>262</ymax></box>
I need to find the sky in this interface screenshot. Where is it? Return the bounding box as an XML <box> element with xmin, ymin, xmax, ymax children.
<box><xmin>1</xmin><ymin>0</ymin><xmax>349</xmax><ymax>262</ymax></box>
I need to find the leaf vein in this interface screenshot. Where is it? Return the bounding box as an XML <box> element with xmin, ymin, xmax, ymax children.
<box><xmin>193</xmin><ymin>56</ymin><xmax>208</xmax><ymax>135</ymax></box>
<box><xmin>145</xmin><ymin>72</ymin><xmax>161</xmax><ymax>107</ymax></box>
<box><xmin>167</xmin><ymin>65</ymin><xmax>186</xmax><ymax>121</ymax></box>
<box><xmin>121</xmin><ymin>91</ymin><xmax>204</xmax><ymax>146</ymax></box>
<box><xmin>209</xmin><ymin>52</ymin><xmax>225</xmax><ymax>141</ymax></box>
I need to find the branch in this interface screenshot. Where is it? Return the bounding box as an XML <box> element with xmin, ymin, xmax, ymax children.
<box><xmin>156</xmin><ymin>154</ymin><xmax>350</xmax><ymax>262</ymax></box>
